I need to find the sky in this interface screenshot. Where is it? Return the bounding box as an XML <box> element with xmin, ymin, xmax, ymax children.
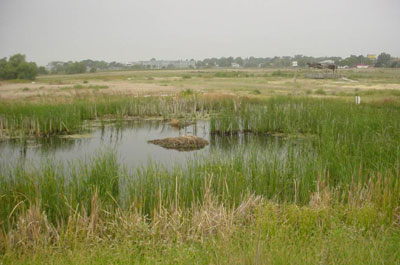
<box><xmin>0</xmin><ymin>0</ymin><xmax>399</xmax><ymax>65</ymax></box>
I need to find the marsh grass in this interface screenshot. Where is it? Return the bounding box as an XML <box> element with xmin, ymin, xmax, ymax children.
<box><xmin>0</xmin><ymin>151</ymin><xmax>398</xmax><ymax>264</ymax></box>
<box><xmin>1</xmin><ymin>137</ymin><xmax>398</xmax><ymax>229</ymax></box>
<box><xmin>1</xmin><ymin>95</ymin><xmax>400</xmax><ymax>263</ymax></box>
<box><xmin>0</xmin><ymin>96</ymin><xmax>226</xmax><ymax>137</ymax></box>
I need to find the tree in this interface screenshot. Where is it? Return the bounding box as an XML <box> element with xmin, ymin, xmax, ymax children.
<box><xmin>66</xmin><ymin>62</ymin><xmax>86</xmax><ymax>74</ymax></box>
<box><xmin>0</xmin><ymin>58</ymin><xmax>16</xmax><ymax>79</ymax></box>
<box><xmin>9</xmin><ymin>54</ymin><xmax>26</xmax><ymax>68</ymax></box>
<box><xmin>234</xmin><ymin>57</ymin><xmax>244</xmax><ymax>66</ymax></box>
<box><xmin>16</xmin><ymin>62</ymin><xmax>38</xmax><ymax>80</ymax></box>
<box><xmin>38</xmin><ymin>66</ymin><xmax>48</xmax><ymax>75</ymax></box>
<box><xmin>0</xmin><ymin>53</ymin><xmax>38</xmax><ymax>80</ymax></box>
<box><xmin>376</xmin><ymin>53</ymin><xmax>391</xmax><ymax>67</ymax></box>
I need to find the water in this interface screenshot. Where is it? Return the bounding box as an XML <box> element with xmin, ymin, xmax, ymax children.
<box><xmin>0</xmin><ymin>120</ymin><xmax>288</xmax><ymax>171</ymax></box>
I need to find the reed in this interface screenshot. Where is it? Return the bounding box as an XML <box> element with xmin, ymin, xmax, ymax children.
<box><xmin>1</xmin><ymin>96</ymin><xmax>399</xmax><ymax>263</ymax></box>
<box><xmin>0</xmin><ymin>153</ymin><xmax>400</xmax><ymax>264</ymax></box>
<box><xmin>0</xmin><ymin>95</ymin><xmax>225</xmax><ymax>137</ymax></box>
<box><xmin>1</xmin><ymin>140</ymin><xmax>398</xmax><ymax>230</ymax></box>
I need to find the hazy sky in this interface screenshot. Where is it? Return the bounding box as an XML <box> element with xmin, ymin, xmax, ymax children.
<box><xmin>1</xmin><ymin>0</ymin><xmax>399</xmax><ymax>65</ymax></box>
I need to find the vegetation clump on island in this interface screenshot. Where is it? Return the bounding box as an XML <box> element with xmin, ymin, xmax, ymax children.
<box><xmin>148</xmin><ymin>135</ymin><xmax>209</xmax><ymax>151</ymax></box>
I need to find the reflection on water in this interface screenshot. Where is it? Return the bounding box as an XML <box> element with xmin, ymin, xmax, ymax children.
<box><xmin>0</xmin><ymin>120</ymin><xmax>290</xmax><ymax>170</ymax></box>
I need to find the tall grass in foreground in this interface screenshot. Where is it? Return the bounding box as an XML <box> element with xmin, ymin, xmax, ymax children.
<box><xmin>1</xmin><ymin>96</ymin><xmax>400</xmax><ymax>262</ymax></box>
<box><xmin>0</xmin><ymin>156</ymin><xmax>399</xmax><ymax>264</ymax></box>
<box><xmin>2</xmin><ymin>197</ymin><xmax>399</xmax><ymax>264</ymax></box>
<box><xmin>1</xmin><ymin>145</ymin><xmax>399</xmax><ymax>231</ymax></box>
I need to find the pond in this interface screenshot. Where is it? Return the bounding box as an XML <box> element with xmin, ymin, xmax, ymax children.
<box><xmin>0</xmin><ymin>120</ymin><xmax>290</xmax><ymax>171</ymax></box>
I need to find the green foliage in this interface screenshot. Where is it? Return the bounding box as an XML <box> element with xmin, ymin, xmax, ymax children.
<box><xmin>9</xmin><ymin>54</ymin><xmax>26</xmax><ymax>68</ymax></box>
<box><xmin>180</xmin><ymin>88</ymin><xmax>194</xmax><ymax>96</ymax></box>
<box><xmin>16</xmin><ymin>62</ymin><xmax>38</xmax><ymax>80</ymax></box>
<box><xmin>376</xmin><ymin>52</ymin><xmax>391</xmax><ymax>67</ymax></box>
<box><xmin>0</xmin><ymin>53</ymin><xmax>38</xmax><ymax>80</ymax></box>
<box><xmin>1</xmin><ymin>97</ymin><xmax>400</xmax><ymax>263</ymax></box>
<box><xmin>338</xmin><ymin>54</ymin><xmax>374</xmax><ymax>67</ymax></box>
<box><xmin>37</xmin><ymin>66</ymin><xmax>48</xmax><ymax>75</ymax></box>
<box><xmin>66</xmin><ymin>62</ymin><xmax>86</xmax><ymax>74</ymax></box>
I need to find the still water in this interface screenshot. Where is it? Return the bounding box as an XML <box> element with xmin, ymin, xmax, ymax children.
<box><xmin>0</xmin><ymin>120</ymin><xmax>286</xmax><ymax>170</ymax></box>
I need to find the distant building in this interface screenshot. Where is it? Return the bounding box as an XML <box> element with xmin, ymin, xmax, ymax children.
<box><xmin>292</xmin><ymin>61</ymin><xmax>298</xmax><ymax>67</ymax></box>
<box><xmin>130</xmin><ymin>60</ymin><xmax>196</xmax><ymax>69</ymax></box>
<box><xmin>319</xmin><ymin>60</ymin><xmax>335</xmax><ymax>65</ymax></box>
<box><xmin>356</xmin><ymin>64</ymin><xmax>369</xmax><ymax>69</ymax></box>
<box><xmin>231</xmin><ymin>63</ymin><xmax>241</xmax><ymax>68</ymax></box>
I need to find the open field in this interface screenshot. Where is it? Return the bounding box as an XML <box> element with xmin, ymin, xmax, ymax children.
<box><xmin>1</xmin><ymin>68</ymin><xmax>400</xmax><ymax>264</ymax></box>
<box><xmin>1</xmin><ymin>68</ymin><xmax>400</xmax><ymax>102</ymax></box>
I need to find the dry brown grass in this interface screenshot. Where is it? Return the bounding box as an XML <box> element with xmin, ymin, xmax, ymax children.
<box><xmin>148</xmin><ymin>135</ymin><xmax>209</xmax><ymax>151</ymax></box>
<box><xmin>168</xmin><ymin>119</ymin><xmax>194</xmax><ymax>129</ymax></box>
<box><xmin>1</xmin><ymin>190</ymin><xmax>263</xmax><ymax>254</ymax></box>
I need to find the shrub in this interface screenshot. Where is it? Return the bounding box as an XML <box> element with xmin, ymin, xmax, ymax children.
<box><xmin>0</xmin><ymin>54</ymin><xmax>38</xmax><ymax>80</ymax></box>
<box><xmin>180</xmin><ymin>88</ymin><xmax>194</xmax><ymax>96</ymax></box>
<box><xmin>66</xmin><ymin>62</ymin><xmax>86</xmax><ymax>74</ymax></box>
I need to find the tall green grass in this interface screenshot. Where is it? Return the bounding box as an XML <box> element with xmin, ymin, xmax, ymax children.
<box><xmin>1</xmin><ymin>97</ymin><xmax>399</xmax><ymax>223</ymax></box>
<box><xmin>0</xmin><ymin>96</ymin><xmax>231</xmax><ymax>137</ymax></box>
<box><xmin>1</xmin><ymin>140</ymin><xmax>398</xmax><ymax>231</ymax></box>
<box><xmin>1</xmin><ymin>96</ymin><xmax>400</xmax><ymax>262</ymax></box>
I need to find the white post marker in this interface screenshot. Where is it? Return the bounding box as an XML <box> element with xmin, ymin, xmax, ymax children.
<box><xmin>355</xmin><ymin>96</ymin><xmax>361</xmax><ymax>104</ymax></box>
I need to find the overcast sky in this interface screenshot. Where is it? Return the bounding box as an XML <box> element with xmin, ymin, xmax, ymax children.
<box><xmin>1</xmin><ymin>0</ymin><xmax>399</xmax><ymax>65</ymax></box>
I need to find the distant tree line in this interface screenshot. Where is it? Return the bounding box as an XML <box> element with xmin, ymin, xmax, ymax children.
<box><xmin>1</xmin><ymin>52</ymin><xmax>398</xmax><ymax>80</ymax></box>
<box><xmin>47</xmin><ymin>60</ymin><xmax>111</xmax><ymax>74</ymax></box>
<box><xmin>44</xmin><ymin>52</ymin><xmax>400</xmax><ymax>75</ymax></box>
<box><xmin>196</xmin><ymin>52</ymin><xmax>399</xmax><ymax>68</ymax></box>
